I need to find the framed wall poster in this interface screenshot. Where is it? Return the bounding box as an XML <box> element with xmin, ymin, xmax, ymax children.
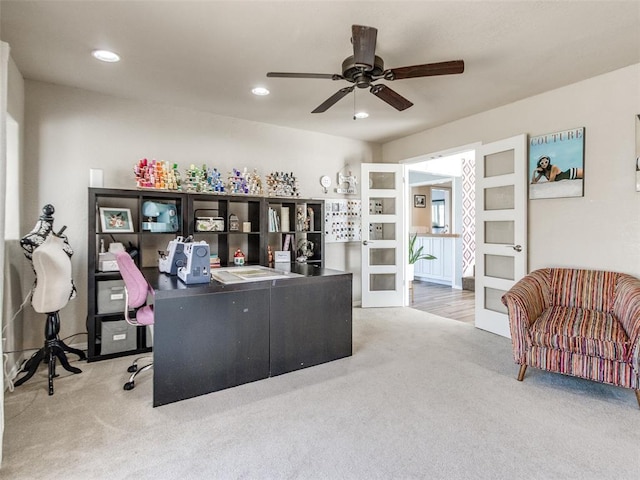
<box><xmin>99</xmin><ymin>207</ymin><xmax>134</xmax><ymax>233</ymax></box>
<box><xmin>414</xmin><ymin>194</ymin><xmax>426</xmax><ymax>208</ymax></box>
<box><xmin>529</xmin><ymin>127</ymin><xmax>585</xmax><ymax>199</ymax></box>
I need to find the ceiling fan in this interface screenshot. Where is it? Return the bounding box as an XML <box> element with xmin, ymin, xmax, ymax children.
<box><xmin>266</xmin><ymin>25</ymin><xmax>464</xmax><ymax>114</ymax></box>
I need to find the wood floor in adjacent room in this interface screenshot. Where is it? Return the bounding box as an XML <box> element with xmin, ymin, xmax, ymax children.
<box><xmin>411</xmin><ymin>280</ymin><xmax>475</xmax><ymax>325</ymax></box>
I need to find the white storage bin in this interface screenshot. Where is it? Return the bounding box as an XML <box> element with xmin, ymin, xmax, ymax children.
<box><xmin>97</xmin><ymin>280</ymin><xmax>126</xmax><ymax>314</ymax></box>
<box><xmin>101</xmin><ymin>320</ymin><xmax>137</xmax><ymax>355</ymax></box>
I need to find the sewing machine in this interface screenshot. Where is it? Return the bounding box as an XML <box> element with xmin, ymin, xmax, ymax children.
<box><xmin>142</xmin><ymin>201</ymin><xmax>179</xmax><ymax>233</ymax></box>
<box><xmin>177</xmin><ymin>241</ymin><xmax>210</xmax><ymax>284</ymax></box>
<box><xmin>158</xmin><ymin>236</ymin><xmax>189</xmax><ymax>275</ymax></box>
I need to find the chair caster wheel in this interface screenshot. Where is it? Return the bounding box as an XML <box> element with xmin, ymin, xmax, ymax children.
<box><xmin>127</xmin><ymin>365</ymin><xmax>137</xmax><ymax>373</ymax></box>
<box><xmin>123</xmin><ymin>382</ymin><xmax>135</xmax><ymax>391</ymax></box>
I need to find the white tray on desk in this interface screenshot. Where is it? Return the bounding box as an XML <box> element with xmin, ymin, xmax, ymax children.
<box><xmin>210</xmin><ymin>266</ymin><xmax>301</xmax><ymax>284</ymax></box>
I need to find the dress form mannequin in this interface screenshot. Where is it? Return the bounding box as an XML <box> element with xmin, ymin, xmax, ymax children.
<box><xmin>15</xmin><ymin>204</ymin><xmax>85</xmax><ymax>394</ymax></box>
<box><xmin>20</xmin><ymin>204</ymin><xmax>77</xmax><ymax>299</ymax></box>
<box><xmin>31</xmin><ymin>235</ymin><xmax>73</xmax><ymax>313</ymax></box>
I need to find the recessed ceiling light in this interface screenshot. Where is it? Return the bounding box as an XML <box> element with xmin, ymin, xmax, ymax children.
<box><xmin>353</xmin><ymin>111</ymin><xmax>369</xmax><ymax>119</ymax></box>
<box><xmin>251</xmin><ymin>87</ymin><xmax>270</xmax><ymax>96</ymax></box>
<box><xmin>92</xmin><ymin>49</ymin><xmax>120</xmax><ymax>63</ymax></box>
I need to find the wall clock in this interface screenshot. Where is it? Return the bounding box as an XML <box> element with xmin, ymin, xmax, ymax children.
<box><xmin>320</xmin><ymin>175</ymin><xmax>331</xmax><ymax>193</ymax></box>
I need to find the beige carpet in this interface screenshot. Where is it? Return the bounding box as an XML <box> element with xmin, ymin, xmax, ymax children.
<box><xmin>3</xmin><ymin>307</ymin><xmax>639</xmax><ymax>479</ymax></box>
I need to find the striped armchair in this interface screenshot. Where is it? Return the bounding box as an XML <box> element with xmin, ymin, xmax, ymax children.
<box><xmin>501</xmin><ymin>268</ymin><xmax>640</xmax><ymax>408</ymax></box>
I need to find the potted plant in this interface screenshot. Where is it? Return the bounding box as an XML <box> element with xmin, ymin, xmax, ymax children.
<box><xmin>408</xmin><ymin>233</ymin><xmax>436</xmax><ymax>280</ymax></box>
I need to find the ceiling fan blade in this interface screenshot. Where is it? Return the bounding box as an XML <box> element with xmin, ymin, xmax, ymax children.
<box><xmin>352</xmin><ymin>25</ymin><xmax>377</xmax><ymax>70</ymax></box>
<box><xmin>312</xmin><ymin>86</ymin><xmax>355</xmax><ymax>113</ymax></box>
<box><xmin>386</xmin><ymin>60</ymin><xmax>465</xmax><ymax>80</ymax></box>
<box><xmin>370</xmin><ymin>84</ymin><xmax>413</xmax><ymax>111</ymax></box>
<box><xmin>267</xmin><ymin>72</ymin><xmax>343</xmax><ymax>80</ymax></box>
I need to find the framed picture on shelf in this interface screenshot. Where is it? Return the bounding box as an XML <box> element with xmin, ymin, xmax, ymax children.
<box><xmin>414</xmin><ymin>194</ymin><xmax>426</xmax><ymax>208</ymax></box>
<box><xmin>99</xmin><ymin>207</ymin><xmax>134</xmax><ymax>233</ymax></box>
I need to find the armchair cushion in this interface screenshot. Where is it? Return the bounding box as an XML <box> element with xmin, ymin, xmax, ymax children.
<box><xmin>530</xmin><ymin>306</ymin><xmax>629</xmax><ymax>362</ymax></box>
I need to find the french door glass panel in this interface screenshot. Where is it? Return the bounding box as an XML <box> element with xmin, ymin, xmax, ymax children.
<box><xmin>370</xmin><ymin>248</ymin><xmax>396</xmax><ymax>266</ymax></box>
<box><xmin>369</xmin><ymin>198</ymin><xmax>396</xmax><ymax>215</ymax></box>
<box><xmin>370</xmin><ymin>273</ymin><xmax>396</xmax><ymax>291</ymax></box>
<box><xmin>369</xmin><ymin>223</ymin><xmax>396</xmax><ymax>240</ymax></box>
<box><xmin>485</xmin><ymin>287</ymin><xmax>508</xmax><ymax>314</ymax></box>
<box><xmin>485</xmin><ymin>254</ymin><xmax>515</xmax><ymax>280</ymax></box>
<box><xmin>484</xmin><ymin>185</ymin><xmax>514</xmax><ymax>210</ymax></box>
<box><xmin>485</xmin><ymin>220</ymin><xmax>514</xmax><ymax>245</ymax></box>
<box><xmin>484</xmin><ymin>150</ymin><xmax>515</xmax><ymax>177</ymax></box>
<box><xmin>369</xmin><ymin>172</ymin><xmax>396</xmax><ymax>190</ymax></box>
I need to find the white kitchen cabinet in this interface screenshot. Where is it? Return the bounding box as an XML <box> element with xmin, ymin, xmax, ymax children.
<box><xmin>415</xmin><ymin>236</ymin><xmax>453</xmax><ymax>285</ymax></box>
<box><xmin>413</xmin><ymin>237</ymin><xmax>427</xmax><ymax>276</ymax></box>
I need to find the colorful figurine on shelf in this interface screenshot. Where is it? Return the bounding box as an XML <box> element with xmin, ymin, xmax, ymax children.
<box><xmin>233</xmin><ymin>248</ymin><xmax>245</xmax><ymax>266</ymax></box>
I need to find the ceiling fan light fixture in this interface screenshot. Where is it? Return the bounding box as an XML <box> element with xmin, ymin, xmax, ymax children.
<box><xmin>91</xmin><ymin>49</ymin><xmax>120</xmax><ymax>63</ymax></box>
<box><xmin>354</xmin><ymin>111</ymin><xmax>369</xmax><ymax>119</ymax></box>
<box><xmin>251</xmin><ymin>87</ymin><xmax>270</xmax><ymax>96</ymax></box>
<box><xmin>265</xmin><ymin>25</ymin><xmax>464</xmax><ymax>115</ymax></box>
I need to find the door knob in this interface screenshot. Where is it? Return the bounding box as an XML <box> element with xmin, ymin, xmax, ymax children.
<box><xmin>506</xmin><ymin>244</ymin><xmax>522</xmax><ymax>252</ymax></box>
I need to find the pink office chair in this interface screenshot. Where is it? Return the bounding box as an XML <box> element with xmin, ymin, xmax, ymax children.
<box><xmin>115</xmin><ymin>251</ymin><xmax>154</xmax><ymax>391</ymax></box>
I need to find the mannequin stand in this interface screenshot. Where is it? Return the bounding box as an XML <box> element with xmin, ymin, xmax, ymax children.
<box><xmin>14</xmin><ymin>311</ymin><xmax>86</xmax><ymax>395</ymax></box>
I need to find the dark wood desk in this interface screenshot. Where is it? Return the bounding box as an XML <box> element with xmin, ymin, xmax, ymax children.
<box><xmin>143</xmin><ymin>265</ymin><xmax>352</xmax><ymax>407</ymax></box>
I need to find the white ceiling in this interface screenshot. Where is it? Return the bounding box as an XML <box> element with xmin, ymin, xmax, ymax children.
<box><xmin>2</xmin><ymin>1</ymin><xmax>639</xmax><ymax>144</ymax></box>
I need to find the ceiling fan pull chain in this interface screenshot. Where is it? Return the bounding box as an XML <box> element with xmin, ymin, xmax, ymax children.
<box><xmin>352</xmin><ymin>88</ymin><xmax>356</xmax><ymax>120</ymax></box>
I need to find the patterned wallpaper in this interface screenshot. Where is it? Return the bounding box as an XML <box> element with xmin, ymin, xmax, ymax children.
<box><xmin>462</xmin><ymin>157</ymin><xmax>476</xmax><ymax>277</ymax></box>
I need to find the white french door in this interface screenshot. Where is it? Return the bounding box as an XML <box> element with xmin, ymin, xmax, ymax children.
<box><xmin>475</xmin><ymin>135</ymin><xmax>528</xmax><ymax>337</ymax></box>
<box><xmin>360</xmin><ymin>163</ymin><xmax>405</xmax><ymax>308</ymax></box>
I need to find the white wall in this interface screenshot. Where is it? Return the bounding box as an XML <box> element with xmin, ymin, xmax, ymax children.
<box><xmin>22</xmin><ymin>80</ymin><xmax>376</xmax><ymax>347</ymax></box>
<box><xmin>384</xmin><ymin>64</ymin><xmax>640</xmax><ymax>278</ymax></box>
<box><xmin>3</xmin><ymin>53</ymin><xmax>25</xmax><ymax>394</ymax></box>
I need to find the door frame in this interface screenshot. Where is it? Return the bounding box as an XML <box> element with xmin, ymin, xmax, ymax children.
<box><xmin>402</xmin><ymin>143</ymin><xmax>480</xmax><ymax>305</ymax></box>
